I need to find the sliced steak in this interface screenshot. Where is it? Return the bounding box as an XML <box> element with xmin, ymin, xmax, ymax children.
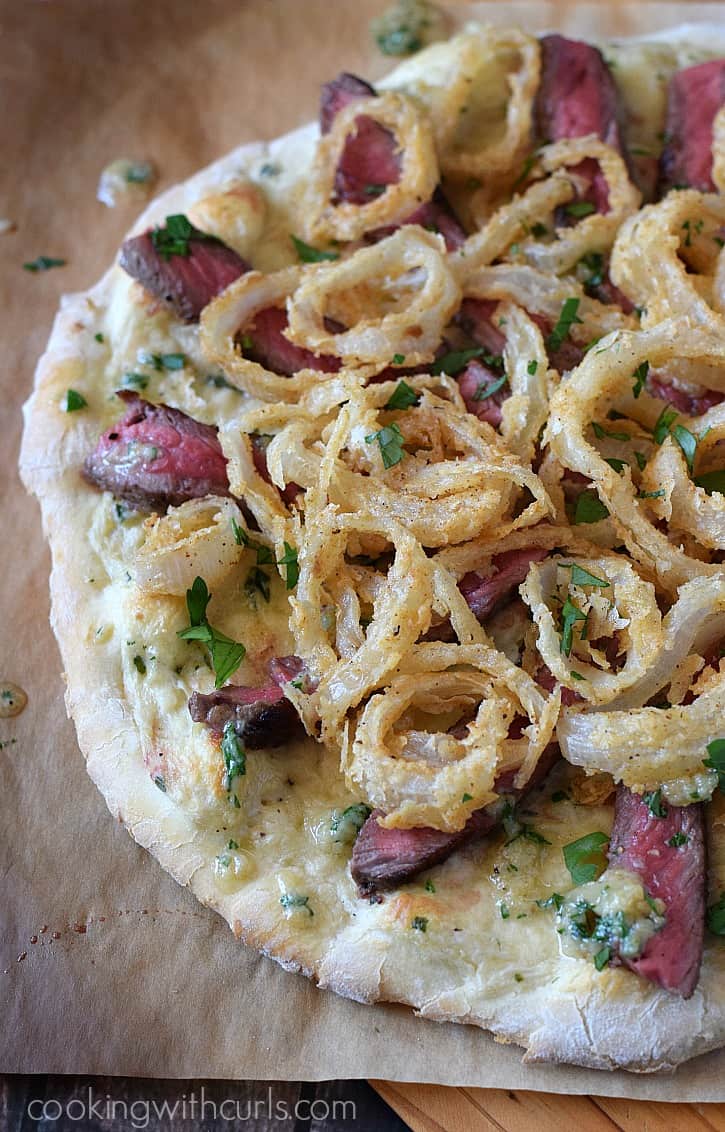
<box><xmin>320</xmin><ymin>73</ymin><xmax>377</xmax><ymax>134</ymax></box>
<box><xmin>459</xmin><ymin>547</ymin><xmax>549</xmax><ymax>621</ymax></box>
<box><xmin>244</xmin><ymin>305</ymin><xmax>341</xmax><ymax>377</ymax></box>
<box><xmin>535</xmin><ymin>34</ymin><xmax>625</xmax><ymax>213</ymax></box>
<box><xmin>269</xmin><ymin>654</ymin><xmax>317</xmax><ymax>693</ymax></box>
<box><xmin>647</xmin><ymin>371</ymin><xmax>725</xmax><ymax>416</ymax></box>
<box><xmin>457</xmin><ymin>358</ymin><xmax>508</xmax><ymax>425</ymax></box>
<box><xmin>320</xmin><ymin>72</ymin><xmax>466</xmax><ymax>247</ymax></box>
<box><xmin>188</xmin><ymin>681</ymin><xmax>304</xmax><ymax>749</ymax></box>
<box><xmin>608</xmin><ymin>785</ymin><xmax>705</xmax><ymax>997</ymax></box>
<box><xmin>351</xmin><ymin>746</ymin><xmax>559</xmax><ymax>893</ymax></box>
<box><xmin>536</xmin><ymin>34</ymin><xmax>623</xmax><ymax>151</ymax></box>
<box><xmin>660</xmin><ymin>59</ymin><xmax>725</xmax><ymax>194</ymax></box>
<box><xmin>82</xmin><ymin>392</ymin><xmax>230</xmax><ymax>511</ymax></box>
<box><xmin>119</xmin><ymin>230</ymin><xmax>249</xmax><ymax>323</ymax></box>
<box><xmin>457</xmin><ymin>298</ymin><xmax>506</xmax><ymax>357</ymax></box>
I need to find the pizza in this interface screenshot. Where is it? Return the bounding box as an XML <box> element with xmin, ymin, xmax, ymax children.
<box><xmin>20</xmin><ymin>20</ymin><xmax>725</xmax><ymax>1072</ymax></box>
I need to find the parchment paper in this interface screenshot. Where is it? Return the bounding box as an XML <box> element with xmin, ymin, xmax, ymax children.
<box><xmin>4</xmin><ymin>0</ymin><xmax>725</xmax><ymax>1097</ymax></box>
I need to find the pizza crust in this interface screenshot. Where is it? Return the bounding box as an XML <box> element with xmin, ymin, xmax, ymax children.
<box><xmin>20</xmin><ymin>23</ymin><xmax>725</xmax><ymax>1073</ymax></box>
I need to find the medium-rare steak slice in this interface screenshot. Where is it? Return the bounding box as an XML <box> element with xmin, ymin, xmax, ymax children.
<box><xmin>535</xmin><ymin>34</ymin><xmax>625</xmax><ymax>212</ymax></box>
<box><xmin>459</xmin><ymin>548</ymin><xmax>550</xmax><ymax>622</ymax></box>
<box><xmin>189</xmin><ymin>681</ymin><xmax>304</xmax><ymax>749</ymax></box>
<box><xmin>660</xmin><ymin>59</ymin><xmax>725</xmax><ymax>194</ymax></box>
<box><xmin>82</xmin><ymin>392</ymin><xmax>230</xmax><ymax>511</ymax></box>
<box><xmin>609</xmin><ymin>785</ymin><xmax>705</xmax><ymax>997</ymax></box>
<box><xmin>119</xmin><ymin>220</ymin><xmax>249</xmax><ymax>323</ymax></box>
<box><xmin>320</xmin><ymin>72</ymin><xmax>466</xmax><ymax>248</ymax></box>
<box><xmin>243</xmin><ymin>305</ymin><xmax>341</xmax><ymax>377</ymax></box>
<box><xmin>352</xmin><ymin>747</ymin><xmax>559</xmax><ymax>893</ymax></box>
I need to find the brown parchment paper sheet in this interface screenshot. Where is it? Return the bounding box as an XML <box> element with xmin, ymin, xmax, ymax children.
<box><xmin>4</xmin><ymin>0</ymin><xmax>725</xmax><ymax>1096</ymax></box>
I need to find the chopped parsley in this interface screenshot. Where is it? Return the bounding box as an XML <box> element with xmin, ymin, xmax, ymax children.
<box><xmin>472</xmin><ymin>373</ymin><xmax>507</xmax><ymax>401</ymax></box>
<box><xmin>461</xmin><ymin>792</ymin><xmax>473</xmax><ymax>802</ymax></box>
<box><xmin>290</xmin><ymin>235</ymin><xmax>339</xmax><ymax>263</ymax></box>
<box><xmin>594</xmin><ymin>946</ymin><xmax>611</xmax><ymax>971</ymax></box>
<box><xmin>23</xmin><ymin>255</ymin><xmax>66</xmax><ymax>272</ymax></box>
<box><xmin>330</xmin><ymin>804</ymin><xmax>372</xmax><ymax>841</ymax></box>
<box><xmin>559</xmin><ymin>597</ymin><xmax>587</xmax><ymax>656</ymax></box>
<box><xmin>122</xmin><ymin>372</ymin><xmax>149</xmax><ymax>390</ymax></box>
<box><xmin>245</xmin><ymin>567</ymin><xmax>271</xmax><ymax>603</ymax></box>
<box><xmin>431</xmin><ymin>346</ymin><xmax>502</xmax><ymax>377</ymax></box>
<box><xmin>573</xmin><ymin>491</ymin><xmax>609</xmax><ymax>525</ymax></box>
<box><xmin>411</xmin><ymin>916</ymin><xmax>428</xmax><ymax>932</ymax></box>
<box><xmin>634</xmin><ymin>451</ymin><xmax>648</xmax><ymax>472</ymax></box>
<box><xmin>695</xmin><ymin>470</ymin><xmax>725</xmax><ymax>495</ymax></box>
<box><xmin>138</xmin><ymin>351</ymin><xmax>187</xmax><ymax>371</ymax></box>
<box><xmin>605</xmin><ymin>457</ymin><xmax>627</xmax><ymax>473</ymax></box>
<box><xmin>682</xmin><ymin>217</ymin><xmax>704</xmax><ymax>247</ymax></box>
<box><xmin>221</xmin><ymin>720</ymin><xmax>246</xmax><ymax>801</ymax></box>
<box><xmin>153</xmin><ymin>774</ymin><xmax>166</xmax><ymax>792</ymax></box>
<box><xmin>392</xmin><ymin>353</ymin><xmax>406</xmax><ymax>365</ymax></box>
<box><xmin>365</xmin><ymin>422</ymin><xmax>406</xmax><ymax>469</ymax></box>
<box><xmin>500</xmin><ymin>903</ymin><xmax>510</xmax><ymax>919</ymax></box>
<box><xmin>231</xmin><ymin>518</ymin><xmax>275</xmax><ymax>565</ymax></box>
<box><xmin>707</xmin><ymin>894</ymin><xmax>725</xmax><ymax>935</ymax></box>
<box><xmin>177</xmin><ymin>576</ymin><xmax>246</xmax><ymax>688</ymax></box>
<box><xmin>278</xmin><ymin>542</ymin><xmax>299</xmax><ymax>589</ymax></box>
<box><xmin>527</xmin><ymin>359</ymin><xmax>538</xmax><ymax>375</ymax></box>
<box><xmin>151</xmin><ymin>214</ymin><xmax>207</xmax><ymax>260</ymax></box>
<box><xmin>363</xmin><ymin>183</ymin><xmax>388</xmax><ymax>197</ymax></box>
<box><xmin>425</xmin><ymin>879</ymin><xmax>436</xmax><ymax>893</ymax></box>
<box><xmin>563</xmin><ymin>831</ymin><xmax>609</xmax><ymax>885</ymax></box>
<box><xmin>631</xmin><ymin>360</ymin><xmax>649</xmax><ymax>398</ymax></box>
<box><xmin>280</xmin><ymin>893</ymin><xmax>313</xmax><ymax>916</ymax></box>
<box><xmin>667</xmin><ymin>833</ymin><xmax>688</xmax><ymax>848</ymax></box>
<box><xmin>637</xmin><ymin>488</ymin><xmax>665</xmax><ymax>500</ymax></box>
<box><xmin>62</xmin><ymin>389</ymin><xmax>87</xmax><ymax>412</ymax></box>
<box><xmin>577</xmin><ymin>251</ymin><xmax>605</xmax><ymax>288</ymax></box>
<box><xmin>547</xmin><ymin>297</ymin><xmax>582</xmax><ymax>353</ymax></box>
<box><xmin>643</xmin><ymin>788</ymin><xmax>667</xmax><ymax>818</ymax></box>
<box><xmin>565</xmin><ymin>201</ymin><xmax>596</xmax><ymax>218</ymax></box>
<box><xmin>567</xmin><ymin>563</ymin><xmax>610</xmax><ymax>589</ymax></box>
<box><xmin>652</xmin><ymin>404</ymin><xmax>679</xmax><ymax>445</ymax></box>
<box><xmin>704</xmin><ymin>738</ymin><xmax>725</xmax><ymax>791</ymax></box>
<box><xmin>671</xmin><ymin>423</ymin><xmax>697</xmax><ymax>471</ymax></box>
<box><xmin>132</xmin><ymin>655</ymin><xmax>147</xmax><ymax>675</ymax></box>
<box><xmin>94</xmin><ymin>332</ymin><xmax>104</xmax><ymax>343</ymax></box>
<box><xmin>385</xmin><ymin>380</ymin><xmax>419</xmax><ymax>410</ymax></box>
<box><xmin>591</xmin><ymin>420</ymin><xmax>629</xmax><ymax>442</ymax></box>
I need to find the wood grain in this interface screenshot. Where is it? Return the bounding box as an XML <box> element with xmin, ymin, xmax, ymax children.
<box><xmin>372</xmin><ymin>1081</ymin><xmax>725</xmax><ymax>1131</ymax></box>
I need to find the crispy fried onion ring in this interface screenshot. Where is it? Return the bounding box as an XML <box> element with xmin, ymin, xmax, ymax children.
<box><xmin>414</xmin><ymin>27</ymin><xmax>540</xmax><ymax>184</ymax></box>
<box><xmin>345</xmin><ymin>641</ymin><xmax>559</xmax><ymax>832</ymax></box>
<box><xmin>496</xmin><ymin>301</ymin><xmax>553</xmax><ymax>461</ymax></box>
<box><xmin>303</xmin><ymin>91</ymin><xmax>439</xmax><ymax>244</ymax></box>
<box><xmin>289</xmin><ymin>506</ymin><xmax>435</xmax><ymax>738</ymax></box>
<box><xmin>130</xmin><ymin>496</ymin><xmax>244</xmax><ymax>596</ymax></box>
<box><xmin>295</xmin><ymin>376</ymin><xmax>552</xmax><ymax>547</ymax></box>
<box><xmin>640</xmin><ymin>425</ymin><xmax>725</xmax><ymax>551</ymax></box>
<box><xmin>520</xmin><ymin>554</ymin><xmax>662</xmax><ymax>706</ymax></box>
<box><xmin>558</xmin><ymin>664</ymin><xmax>725</xmax><ymax>802</ymax></box>
<box><xmin>559</xmin><ymin>574</ymin><xmax>725</xmax><ymax>799</ymax></box>
<box><xmin>463</xmin><ymin>264</ymin><xmax>633</xmax><ymax>353</ymax></box>
<box><xmin>285</xmin><ymin>227</ymin><xmax>460</xmax><ymax>367</ymax></box>
<box><xmin>199</xmin><ymin>265</ymin><xmax>366</xmax><ymax>403</ymax></box>
<box><xmin>546</xmin><ymin>319</ymin><xmax>725</xmax><ymax>590</ymax></box>
<box><xmin>611</xmin><ymin>189</ymin><xmax>725</xmax><ymax>334</ymax></box>
<box><xmin>454</xmin><ymin>137</ymin><xmax>639</xmax><ymax>281</ymax></box>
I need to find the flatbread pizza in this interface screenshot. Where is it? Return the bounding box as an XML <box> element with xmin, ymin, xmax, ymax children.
<box><xmin>20</xmin><ymin>20</ymin><xmax>725</xmax><ymax>1071</ymax></box>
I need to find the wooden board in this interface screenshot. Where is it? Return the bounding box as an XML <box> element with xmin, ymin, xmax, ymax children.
<box><xmin>372</xmin><ymin>1080</ymin><xmax>725</xmax><ymax>1130</ymax></box>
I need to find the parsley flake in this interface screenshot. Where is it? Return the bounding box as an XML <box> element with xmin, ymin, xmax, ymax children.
<box><xmin>574</xmin><ymin>491</ymin><xmax>609</xmax><ymax>525</ymax></box>
<box><xmin>643</xmin><ymin>788</ymin><xmax>667</xmax><ymax>818</ymax></box>
<box><xmin>385</xmin><ymin>380</ymin><xmax>419</xmax><ymax>410</ymax></box>
<box><xmin>221</xmin><ymin>720</ymin><xmax>246</xmax><ymax>796</ymax></box>
<box><xmin>473</xmin><ymin>374</ymin><xmax>508</xmax><ymax>401</ymax></box>
<box><xmin>547</xmin><ymin>298</ymin><xmax>582</xmax><ymax>352</ymax></box>
<box><xmin>290</xmin><ymin>235</ymin><xmax>339</xmax><ymax>263</ymax></box>
<box><xmin>632</xmin><ymin>360</ymin><xmax>649</xmax><ymax>398</ymax></box>
<box><xmin>565</xmin><ymin>201</ymin><xmax>596</xmax><ymax>218</ymax></box>
<box><xmin>560</xmin><ymin>597</ymin><xmax>587</xmax><ymax>656</ymax></box>
<box><xmin>704</xmin><ymin>738</ymin><xmax>725</xmax><ymax>791</ymax></box>
<box><xmin>365</xmin><ymin>422</ymin><xmax>406</xmax><ymax>469</ymax></box>
<box><xmin>151</xmin><ymin>214</ymin><xmax>207</xmax><ymax>260</ymax></box>
<box><xmin>563</xmin><ymin>831</ymin><xmax>609</xmax><ymax>885</ymax></box>
<box><xmin>62</xmin><ymin>389</ymin><xmax>87</xmax><ymax>412</ymax></box>
<box><xmin>24</xmin><ymin>255</ymin><xmax>66</xmax><ymax>272</ymax></box>
<box><xmin>411</xmin><ymin>916</ymin><xmax>428</xmax><ymax>932</ymax></box>
<box><xmin>177</xmin><ymin>576</ymin><xmax>245</xmax><ymax>688</ymax></box>
<box><xmin>278</xmin><ymin>542</ymin><xmax>299</xmax><ymax>589</ymax></box>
